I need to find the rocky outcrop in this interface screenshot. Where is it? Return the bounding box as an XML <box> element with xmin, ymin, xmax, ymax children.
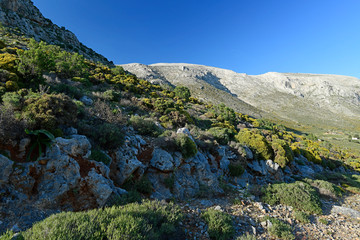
<box><xmin>0</xmin><ymin>135</ymin><xmax>126</xmax><ymax>233</ymax></box>
<box><xmin>0</xmin><ymin>0</ymin><xmax>112</xmax><ymax>65</ymax></box>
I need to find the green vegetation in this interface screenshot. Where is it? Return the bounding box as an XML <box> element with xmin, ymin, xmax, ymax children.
<box><xmin>304</xmin><ymin>179</ymin><xmax>342</xmax><ymax>198</ymax></box>
<box><xmin>90</xmin><ymin>148</ymin><xmax>112</xmax><ymax>165</ymax></box>
<box><xmin>202</xmin><ymin>209</ymin><xmax>234</xmax><ymax>240</ymax></box>
<box><xmin>228</xmin><ymin>163</ymin><xmax>245</xmax><ymax>177</ymax></box>
<box><xmin>20</xmin><ymin>200</ymin><xmax>183</xmax><ymax>240</ymax></box>
<box><xmin>174</xmin><ymin>86</ymin><xmax>191</xmax><ymax>100</ymax></box>
<box><xmin>262</xmin><ymin>181</ymin><xmax>322</xmax><ymax>214</ymax></box>
<box><xmin>272</xmin><ymin>139</ymin><xmax>293</xmax><ymax>168</ymax></box>
<box><xmin>25</xmin><ymin>129</ymin><xmax>55</xmax><ymax>161</ymax></box>
<box><xmin>293</xmin><ymin>211</ymin><xmax>310</xmax><ymax>224</ymax></box>
<box><xmin>236</xmin><ymin>233</ymin><xmax>257</xmax><ymax>240</ymax></box>
<box><xmin>175</xmin><ymin>133</ymin><xmax>198</xmax><ymax>159</ymax></box>
<box><xmin>129</xmin><ymin>115</ymin><xmax>162</xmax><ymax>137</ymax></box>
<box><xmin>264</xmin><ymin>216</ymin><xmax>295</xmax><ymax>240</ymax></box>
<box><xmin>236</xmin><ymin>129</ymin><xmax>273</xmax><ymax>160</ymax></box>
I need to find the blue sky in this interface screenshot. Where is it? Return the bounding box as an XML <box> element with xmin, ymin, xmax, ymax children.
<box><xmin>33</xmin><ymin>0</ymin><xmax>360</xmax><ymax>77</ymax></box>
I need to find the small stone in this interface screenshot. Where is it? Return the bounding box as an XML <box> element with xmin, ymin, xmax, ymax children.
<box><xmin>11</xmin><ymin>224</ymin><xmax>21</xmax><ymax>233</ymax></box>
<box><xmin>251</xmin><ymin>226</ymin><xmax>257</xmax><ymax>235</ymax></box>
<box><xmin>80</xmin><ymin>96</ymin><xmax>93</xmax><ymax>106</ymax></box>
<box><xmin>214</xmin><ymin>205</ymin><xmax>222</xmax><ymax>211</ymax></box>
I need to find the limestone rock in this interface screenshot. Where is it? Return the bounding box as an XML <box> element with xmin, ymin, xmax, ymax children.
<box><xmin>80</xmin><ymin>96</ymin><xmax>93</xmax><ymax>106</ymax></box>
<box><xmin>150</xmin><ymin>148</ymin><xmax>175</xmax><ymax>172</ymax></box>
<box><xmin>55</xmin><ymin>135</ymin><xmax>91</xmax><ymax>158</ymax></box>
<box><xmin>0</xmin><ymin>154</ymin><xmax>13</xmax><ymax>185</ymax></box>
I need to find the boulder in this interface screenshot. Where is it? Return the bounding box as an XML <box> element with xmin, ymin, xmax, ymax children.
<box><xmin>266</xmin><ymin>160</ymin><xmax>284</xmax><ymax>181</ymax></box>
<box><xmin>0</xmin><ymin>154</ymin><xmax>13</xmax><ymax>185</ymax></box>
<box><xmin>296</xmin><ymin>165</ymin><xmax>316</xmax><ymax>178</ymax></box>
<box><xmin>248</xmin><ymin>160</ymin><xmax>267</xmax><ymax>175</ymax></box>
<box><xmin>84</xmin><ymin>169</ymin><xmax>126</xmax><ymax>207</ymax></box>
<box><xmin>150</xmin><ymin>148</ymin><xmax>175</xmax><ymax>172</ymax></box>
<box><xmin>331</xmin><ymin>206</ymin><xmax>360</xmax><ymax>219</ymax></box>
<box><xmin>80</xmin><ymin>96</ymin><xmax>93</xmax><ymax>106</ymax></box>
<box><xmin>244</xmin><ymin>146</ymin><xmax>254</xmax><ymax>160</ymax></box>
<box><xmin>147</xmin><ymin>171</ymin><xmax>173</xmax><ymax>200</ymax></box>
<box><xmin>55</xmin><ymin>135</ymin><xmax>91</xmax><ymax>158</ymax></box>
<box><xmin>36</xmin><ymin>155</ymin><xmax>81</xmax><ymax>207</ymax></box>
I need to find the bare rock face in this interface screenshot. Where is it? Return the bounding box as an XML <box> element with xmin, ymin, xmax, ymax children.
<box><xmin>122</xmin><ymin>63</ymin><xmax>360</xmax><ymax>130</ymax></box>
<box><xmin>0</xmin><ymin>0</ymin><xmax>112</xmax><ymax>65</ymax></box>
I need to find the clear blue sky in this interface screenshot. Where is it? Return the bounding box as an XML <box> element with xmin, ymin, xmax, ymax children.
<box><xmin>33</xmin><ymin>0</ymin><xmax>360</xmax><ymax>77</ymax></box>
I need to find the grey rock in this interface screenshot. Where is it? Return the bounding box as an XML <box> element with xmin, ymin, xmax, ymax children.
<box><xmin>112</xmin><ymin>148</ymin><xmax>145</xmax><ymax>185</ymax></box>
<box><xmin>266</xmin><ymin>160</ymin><xmax>284</xmax><ymax>181</ymax></box>
<box><xmin>199</xmin><ymin>199</ymin><xmax>213</xmax><ymax>207</ymax></box>
<box><xmin>84</xmin><ymin>169</ymin><xmax>126</xmax><ymax>207</ymax></box>
<box><xmin>214</xmin><ymin>205</ymin><xmax>222</xmax><ymax>211</ymax></box>
<box><xmin>0</xmin><ymin>154</ymin><xmax>13</xmax><ymax>185</ymax></box>
<box><xmin>55</xmin><ymin>135</ymin><xmax>91</xmax><ymax>158</ymax></box>
<box><xmin>297</xmin><ymin>165</ymin><xmax>316</xmax><ymax>178</ymax></box>
<box><xmin>177</xmin><ymin>127</ymin><xmax>195</xmax><ymax>143</ymax></box>
<box><xmin>331</xmin><ymin>206</ymin><xmax>360</xmax><ymax>219</ymax></box>
<box><xmin>9</xmin><ymin>163</ymin><xmax>36</xmax><ymax>194</ymax></box>
<box><xmin>234</xmin><ymin>169</ymin><xmax>252</xmax><ymax>188</ymax></box>
<box><xmin>173</xmin><ymin>164</ymin><xmax>199</xmax><ymax>199</ymax></box>
<box><xmin>148</xmin><ymin>171</ymin><xmax>172</xmax><ymax>200</ymax></box>
<box><xmin>10</xmin><ymin>224</ymin><xmax>21</xmax><ymax>233</ymax></box>
<box><xmin>150</xmin><ymin>148</ymin><xmax>175</xmax><ymax>172</ymax></box>
<box><xmin>36</xmin><ymin>155</ymin><xmax>81</xmax><ymax>207</ymax></box>
<box><xmin>248</xmin><ymin>160</ymin><xmax>267</xmax><ymax>175</ymax></box>
<box><xmin>244</xmin><ymin>146</ymin><xmax>254</xmax><ymax>160</ymax></box>
<box><xmin>80</xmin><ymin>96</ymin><xmax>93</xmax><ymax>106</ymax></box>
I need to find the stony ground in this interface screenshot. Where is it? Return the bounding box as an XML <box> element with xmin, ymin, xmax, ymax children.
<box><xmin>177</xmin><ymin>188</ymin><xmax>360</xmax><ymax>240</ymax></box>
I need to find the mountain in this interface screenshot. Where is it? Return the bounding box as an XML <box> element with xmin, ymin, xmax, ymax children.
<box><xmin>0</xmin><ymin>0</ymin><xmax>112</xmax><ymax>65</ymax></box>
<box><xmin>122</xmin><ymin>63</ymin><xmax>360</xmax><ymax>131</ymax></box>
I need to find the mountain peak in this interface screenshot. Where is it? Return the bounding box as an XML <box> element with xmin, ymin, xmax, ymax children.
<box><xmin>0</xmin><ymin>0</ymin><xmax>112</xmax><ymax>65</ymax></box>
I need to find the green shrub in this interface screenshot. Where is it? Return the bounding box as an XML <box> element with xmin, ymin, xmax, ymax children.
<box><xmin>90</xmin><ymin>148</ymin><xmax>112</xmax><ymax>165</ymax></box>
<box><xmin>202</xmin><ymin>209</ymin><xmax>234</xmax><ymax>240</ymax></box>
<box><xmin>236</xmin><ymin>129</ymin><xmax>273</xmax><ymax>160</ymax></box>
<box><xmin>129</xmin><ymin>115</ymin><xmax>162</xmax><ymax>137</ymax></box>
<box><xmin>262</xmin><ymin>181</ymin><xmax>322</xmax><ymax>214</ymax></box>
<box><xmin>228</xmin><ymin>163</ymin><xmax>244</xmax><ymax>177</ymax></box>
<box><xmin>22</xmin><ymin>200</ymin><xmax>183</xmax><ymax>240</ymax></box>
<box><xmin>103</xmin><ymin>89</ymin><xmax>121</xmax><ymax>101</ymax></box>
<box><xmin>22</xmin><ymin>93</ymin><xmax>78</xmax><ymax>131</ymax></box>
<box><xmin>236</xmin><ymin>233</ymin><xmax>257</xmax><ymax>240</ymax></box>
<box><xmin>96</xmin><ymin>123</ymin><xmax>125</xmax><ymax>150</ymax></box>
<box><xmin>264</xmin><ymin>217</ymin><xmax>294</xmax><ymax>240</ymax></box>
<box><xmin>303</xmin><ymin>179</ymin><xmax>342</xmax><ymax>198</ymax></box>
<box><xmin>123</xmin><ymin>175</ymin><xmax>153</xmax><ymax>195</ymax></box>
<box><xmin>272</xmin><ymin>139</ymin><xmax>294</xmax><ymax>168</ymax></box>
<box><xmin>174</xmin><ymin>86</ymin><xmax>191</xmax><ymax>100</ymax></box>
<box><xmin>0</xmin><ymin>230</ymin><xmax>18</xmax><ymax>240</ymax></box>
<box><xmin>175</xmin><ymin>133</ymin><xmax>197</xmax><ymax>159</ymax></box>
<box><xmin>319</xmin><ymin>218</ymin><xmax>328</xmax><ymax>225</ymax></box>
<box><xmin>207</xmin><ymin>127</ymin><xmax>234</xmax><ymax>145</ymax></box>
<box><xmin>207</xmin><ymin>103</ymin><xmax>237</xmax><ymax>125</ymax></box>
<box><xmin>293</xmin><ymin>211</ymin><xmax>310</xmax><ymax>224</ymax></box>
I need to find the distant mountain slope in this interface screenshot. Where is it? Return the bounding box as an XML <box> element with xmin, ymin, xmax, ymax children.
<box><xmin>121</xmin><ymin>63</ymin><xmax>360</xmax><ymax>130</ymax></box>
<box><xmin>0</xmin><ymin>0</ymin><xmax>112</xmax><ymax>65</ymax></box>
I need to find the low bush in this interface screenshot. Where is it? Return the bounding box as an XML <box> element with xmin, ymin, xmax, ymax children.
<box><xmin>264</xmin><ymin>216</ymin><xmax>294</xmax><ymax>240</ymax></box>
<box><xmin>22</xmin><ymin>93</ymin><xmax>78</xmax><ymax>131</ymax></box>
<box><xmin>174</xmin><ymin>86</ymin><xmax>191</xmax><ymax>100</ymax></box>
<box><xmin>272</xmin><ymin>139</ymin><xmax>294</xmax><ymax>168</ymax></box>
<box><xmin>262</xmin><ymin>181</ymin><xmax>322</xmax><ymax>214</ymax></box>
<box><xmin>293</xmin><ymin>211</ymin><xmax>310</xmax><ymax>224</ymax></box>
<box><xmin>207</xmin><ymin>127</ymin><xmax>234</xmax><ymax>145</ymax></box>
<box><xmin>303</xmin><ymin>179</ymin><xmax>342</xmax><ymax>198</ymax></box>
<box><xmin>236</xmin><ymin>233</ymin><xmax>257</xmax><ymax>240</ymax></box>
<box><xmin>90</xmin><ymin>148</ymin><xmax>112</xmax><ymax>165</ymax></box>
<box><xmin>129</xmin><ymin>115</ymin><xmax>162</xmax><ymax>137</ymax></box>
<box><xmin>236</xmin><ymin>129</ymin><xmax>273</xmax><ymax>160</ymax></box>
<box><xmin>96</xmin><ymin>123</ymin><xmax>125</xmax><ymax>150</ymax></box>
<box><xmin>123</xmin><ymin>175</ymin><xmax>153</xmax><ymax>195</ymax></box>
<box><xmin>228</xmin><ymin>163</ymin><xmax>244</xmax><ymax>177</ymax></box>
<box><xmin>175</xmin><ymin>133</ymin><xmax>197</xmax><ymax>159</ymax></box>
<box><xmin>22</xmin><ymin>200</ymin><xmax>184</xmax><ymax>240</ymax></box>
<box><xmin>202</xmin><ymin>209</ymin><xmax>234</xmax><ymax>240</ymax></box>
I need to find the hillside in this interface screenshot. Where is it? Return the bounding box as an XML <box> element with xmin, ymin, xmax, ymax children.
<box><xmin>122</xmin><ymin>63</ymin><xmax>360</xmax><ymax>131</ymax></box>
<box><xmin>0</xmin><ymin>0</ymin><xmax>112</xmax><ymax>65</ymax></box>
<box><xmin>0</xmin><ymin>1</ymin><xmax>360</xmax><ymax>240</ymax></box>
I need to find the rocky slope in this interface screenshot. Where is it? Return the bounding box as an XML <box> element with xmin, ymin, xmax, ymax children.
<box><xmin>0</xmin><ymin>0</ymin><xmax>112</xmax><ymax>65</ymax></box>
<box><xmin>122</xmin><ymin>63</ymin><xmax>360</xmax><ymax>130</ymax></box>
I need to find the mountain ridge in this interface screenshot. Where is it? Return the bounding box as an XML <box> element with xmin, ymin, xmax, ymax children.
<box><xmin>121</xmin><ymin>62</ymin><xmax>360</xmax><ymax>131</ymax></box>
